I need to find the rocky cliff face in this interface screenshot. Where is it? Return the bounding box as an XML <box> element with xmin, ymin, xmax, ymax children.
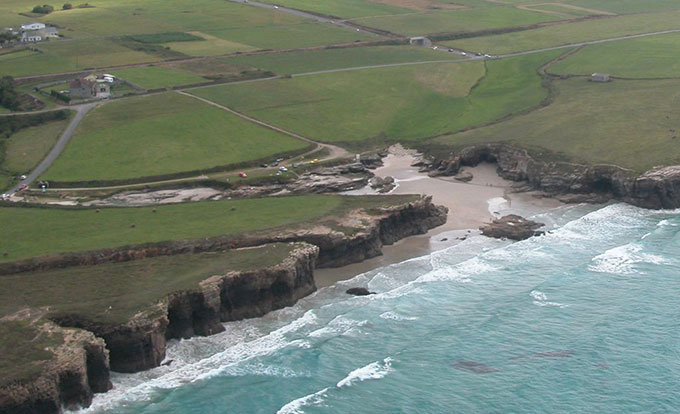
<box><xmin>427</xmin><ymin>143</ymin><xmax>680</xmax><ymax>209</ymax></box>
<box><xmin>0</xmin><ymin>322</ymin><xmax>111</xmax><ymax>414</ymax></box>
<box><xmin>52</xmin><ymin>243</ymin><xmax>318</xmax><ymax>373</ymax></box>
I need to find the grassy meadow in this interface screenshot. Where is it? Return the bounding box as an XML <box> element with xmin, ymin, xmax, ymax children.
<box><xmin>353</xmin><ymin>6</ymin><xmax>564</xmax><ymax>36</ymax></box>
<box><xmin>112</xmin><ymin>66</ymin><xmax>209</xmax><ymax>89</ymax></box>
<box><xmin>193</xmin><ymin>51</ymin><xmax>558</xmax><ymax>149</ymax></box>
<box><xmin>0</xmin><ymin>243</ymin><xmax>298</xmax><ymax>324</ymax></box>
<box><xmin>445</xmin><ymin>10</ymin><xmax>680</xmax><ymax>54</ymax></box>
<box><xmin>433</xmin><ymin>77</ymin><xmax>680</xmax><ymax>172</ymax></box>
<box><xmin>224</xmin><ymin>45</ymin><xmax>458</xmax><ymax>74</ymax></box>
<box><xmin>0</xmin><ymin>194</ymin><xmax>417</xmax><ymax>262</ymax></box>
<box><xmin>549</xmin><ymin>33</ymin><xmax>680</xmax><ymax>78</ymax></box>
<box><xmin>42</xmin><ymin>92</ymin><xmax>310</xmax><ymax>182</ymax></box>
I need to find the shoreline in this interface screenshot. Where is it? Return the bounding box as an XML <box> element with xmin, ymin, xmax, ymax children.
<box><xmin>315</xmin><ymin>146</ymin><xmax>563</xmax><ymax>287</ymax></box>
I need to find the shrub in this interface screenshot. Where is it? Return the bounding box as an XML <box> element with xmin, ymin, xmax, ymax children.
<box><xmin>32</xmin><ymin>4</ymin><xmax>54</xmax><ymax>14</ymax></box>
<box><xmin>62</xmin><ymin>3</ymin><xmax>72</xmax><ymax>9</ymax></box>
<box><xmin>0</xmin><ymin>76</ymin><xmax>20</xmax><ymax>111</ymax></box>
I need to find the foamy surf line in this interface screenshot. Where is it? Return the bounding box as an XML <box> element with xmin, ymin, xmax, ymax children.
<box><xmin>277</xmin><ymin>357</ymin><xmax>394</xmax><ymax>414</ymax></box>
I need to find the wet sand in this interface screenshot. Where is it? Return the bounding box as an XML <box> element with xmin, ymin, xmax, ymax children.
<box><xmin>315</xmin><ymin>146</ymin><xmax>562</xmax><ymax>287</ymax></box>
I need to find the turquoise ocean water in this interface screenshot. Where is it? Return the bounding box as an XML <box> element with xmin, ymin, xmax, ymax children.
<box><xmin>79</xmin><ymin>203</ymin><xmax>680</xmax><ymax>414</ymax></box>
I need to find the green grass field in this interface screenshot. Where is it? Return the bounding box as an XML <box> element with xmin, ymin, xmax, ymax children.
<box><xmin>112</xmin><ymin>66</ymin><xmax>209</xmax><ymax>89</ymax></box>
<box><xmin>550</xmin><ymin>0</ymin><xmax>680</xmax><ymax>14</ymax></box>
<box><xmin>549</xmin><ymin>33</ymin><xmax>680</xmax><ymax>78</ymax></box>
<box><xmin>0</xmin><ymin>194</ymin><xmax>417</xmax><ymax>262</ymax></box>
<box><xmin>353</xmin><ymin>6</ymin><xmax>563</xmax><ymax>36</ymax></box>
<box><xmin>41</xmin><ymin>92</ymin><xmax>310</xmax><ymax>182</ymax></box>
<box><xmin>433</xmin><ymin>77</ymin><xmax>680</xmax><ymax>172</ymax></box>
<box><xmin>445</xmin><ymin>10</ymin><xmax>680</xmax><ymax>54</ymax></box>
<box><xmin>0</xmin><ymin>243</ymin><xmax>298</xmax><ymax>324</ymax></box>
<box><xmin>0</xmin><ymin>38</ymin><xmax>160</xmax><ymax>77</ymax></box>
<box><xmin>193</xmin><ymin>51</ymin><xmax>557</xmax><ymax>149</ymax></box>
<box><xmin>224</xmin><ymin>45</ymin><xmax>458</xmax><ymax>74</ymax></box>
<box><xmin>252</xmin><ymin>0</ymin><xmax>409</xmax><ymax>18</ymax></box>
<box><xmin>2</xmin><ymin>114</ymin><xmax>73</xmax><ymax>175</ymax></box>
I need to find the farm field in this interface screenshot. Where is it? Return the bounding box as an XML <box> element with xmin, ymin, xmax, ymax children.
<box><xmin>164</xmin><ymin>32</ymin><xmax>256</xmax><ymax>56</ymax></box>
<box><xmin>252</xmin><ymin>0</ymin><xmax>411</xmax><ymax>19</ymax></box>
<box><xmin>432</xmin><ymin>78</ymin><xmax>680</xmax><ymax>172</ymax></box>
<box><xmin>548</xmin><ymin>33</ymin><xmax>680</xmax><ymax>78</ymax></box>
<box><xmin>41</xmin><ymin>92</ymin><xmax>310</xmax><ymax>183</ymax></box>
<box><xmin>193</xmin><ymin>51</ymin><xmax>557</xmax><ymax>149</ymax></box>
<box><xmin>0</xmin><ymin>112</ymin><xmax>73</xmax><ymax>190</ymax></box>
<box><xmin>353</xmin><ymin>6</ymin><xmax>563</xmax><ymax>36</ymax></box>
<box><xmin>0</xmin><ymin>38</ymin><xmax>160</xmax><ymax>77</ymax></box>
<box><xmin>444</xmin><ymin>10</ymin><xmax>680</xmax><ymax>54</ymax></box>
<box><xmin>112</xmin><ymin>66</ymin><xmax>209</xmax><ymax>89</ymax></box>
<box><xmin>0</xmin><ymin>194</ymin><xmax>417</xmax><ymax>262</ymax></box>
<box><xmin>224</xmin><ymin>45</ymin><xmax>458</xmax><ymax>74</ymax></box>
<box><xmin>0</xmin><ymin>243</ymin><xmax>298</xmax><ymax>324</ymax></box>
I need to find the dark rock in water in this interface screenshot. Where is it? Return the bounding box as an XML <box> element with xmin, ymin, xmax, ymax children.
<box><xmin>346</xmin><ymin>287</ymin><xmax>375</xmax><ymax>296</ymax></box>
<box><xmin>480</xmin><ymin>214</ymin><xmax>544</xmax><ymax>241</ymax></box>
<box><xmin>161</xmin><ymin>359</ymin><xmax>174</xmax><ymax>366</ymax></box>
<box><xmin>440</xmin><ymin>238</ymin><xmax>448</xmax><ymax>242</ymax></box>
<box><xmin>452</xmin><ymin>361</ymin><xmax>498</xmax><ymax>374</ymax></box>
<box><xmin>359</xmin><ymin>153</ymin><xmax>384</xmax><ymax>169</ymax></box>
<box><xmin>453</xmin><ymin>171</ymin><xmax>473</xmax><ymax>182</ymax></box>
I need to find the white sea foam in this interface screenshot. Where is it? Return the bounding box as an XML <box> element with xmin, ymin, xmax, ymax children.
<box><xmin>589</xmin><ymin>243</ymin><xmax>669</xmax><ymax>275</ymax></box>
<box><xmin>308</xmin><ymin>315</ymin><xmax>369</xmax><ymax>338</ymax></box>
<box><xmin>530</xmin><ymin>290</ymin><xmax>568</xmax><ymax>308</ymax></box>
<box><xmin>277</xmin><ymin>358</ymin><xmax>394</xmax><ymax>413</ymax></box>
<box><xmin>80</xmin><ymin>310</ymin><xmax>321</xmax><ymax>412</ymax></box>
<box><xmin>337</xmin><ymin>357</ymin><xmax>394</xmax><ymax>388</ymax></box>
<box><xmin>379</xmin><ymin>311</ymin><xmax>418</xmax><ymax>321</ymax></box>
<box><xmin>277</xmin><ymin>387</ymin><xmax>330</xmax><ymax>414</ymax></box>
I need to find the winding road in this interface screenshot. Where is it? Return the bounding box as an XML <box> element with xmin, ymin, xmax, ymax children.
<box><xmin>7</xmin><ymin>26</ymin><xmax>680</xmax><ymax>195</ymax></box>
<box><xmin>7</xmin><ymin>102</ymin><xmax>100</xmax><ymax>195</ymax></box>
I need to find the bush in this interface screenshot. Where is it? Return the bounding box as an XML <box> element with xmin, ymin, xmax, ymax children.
<box><xmin>0</xmin><ymin>76</ymin><xmax>20</xmax><ymax>111</ymax></box>
<box><xmin>62</xmin><ymin>3</ymin><xmax>72</xmax><ymax>9</ymax></box>
<box><xmin>50</xmin><ymin>90</ymin><xmax>70</xmax><ymax>103</ymax></box>
<box><xmin>32</xmin><ymin>4</ymin><xmax>54</xmax><ymax>14</ymax></box>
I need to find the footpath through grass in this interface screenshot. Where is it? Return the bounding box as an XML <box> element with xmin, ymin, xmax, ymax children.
<box><xmin>0</xmin><ymin>194</ymin><xmax>418</xmax><ymax>262</ymax></box>
<box><xmin>432</xmin><ymin>77</ymin><xmax>680</xmax><ymax>172</ymax></box>
<box><xmin>42</xmin><ymin>92</ymin><xmax>310</xmax><ymax>183</ymax></box>
<box><xmin>0</xmin><ymin>243</ymin><xmax>298</xmax><ymax>325</ymax></box>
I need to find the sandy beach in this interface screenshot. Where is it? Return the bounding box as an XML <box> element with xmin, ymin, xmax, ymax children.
<box><xmin>314</xmin><ymin>146</ymin><xmax>562</xmax><ymax>287</ymax></box>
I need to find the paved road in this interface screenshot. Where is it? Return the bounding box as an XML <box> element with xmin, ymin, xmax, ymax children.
<box><xmin>7</xmin><ymin>102</ymin><xmax>100</xmax><ymax>195</ymax></box>
<box><xmin>228</xmin><ymin>0</ymin><xmax>391</xmax><ymax>37</ymax></box>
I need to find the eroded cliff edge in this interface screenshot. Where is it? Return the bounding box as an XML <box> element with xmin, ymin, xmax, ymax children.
<box><xmin>0</xmin><ymin>196</ymin><xmax>447</xmax><ymax>413</ymax></box>
<box><xmin>425</xmin><ymin>143</ymin><xmax>680</xmax><ymax>209</ymax></box>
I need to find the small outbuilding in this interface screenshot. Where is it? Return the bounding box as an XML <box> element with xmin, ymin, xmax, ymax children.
<box><xmin>409</xmin><ymin>36</ymin><xmax>432</xmax><ymax>47</ymax></box>
<box><xmin>591</xmin><ymin>73</ymin><xmax>610</xmax><ymax>82</ymax></box>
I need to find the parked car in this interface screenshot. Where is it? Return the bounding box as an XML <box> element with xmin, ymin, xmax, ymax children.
<box><xmin>0</xmin><ymin>193</ymin><xmax>9</xmax><ymax>200</ymax></box>
<box><xmin>260</xmin><ymin>163</ymin><xmax>269</xmax><ymax>168</ymax></box>
<box><xmin>279</xmin><ymin>166</ymin><xmax>288</xmax><ymax>172</ymax></box>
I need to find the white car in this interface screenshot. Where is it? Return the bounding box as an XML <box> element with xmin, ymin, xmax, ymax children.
<box><xmin>278</xmin><ymin>166</ymin><xmax>288</xmax><ymax>172</ymax></box>
<box><xmin>461</xmin><ymin>52</ymin><xmax>467</xmax><ymax>56</ymax></box>
<box><xmin>0</xmin><ymin>193</ymin><xmax>9</xmax><ymax>200</ymax></box>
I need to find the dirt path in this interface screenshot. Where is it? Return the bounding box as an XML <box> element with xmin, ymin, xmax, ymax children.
<box><xmin>176</xmin><ymin>91</ymin><xmax>350</xmax><ymax>160</ymax></box>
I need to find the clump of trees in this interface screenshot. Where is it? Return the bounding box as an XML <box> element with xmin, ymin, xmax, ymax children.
<box><xmin>0</xmin><ymin>76</ymin><xmax>21</xmax><ymax>111</ymax></box>
<box><xmin>0</xmin><ymin>31</ymin><xmax>19</xmax><ymax>45</ymax></box>
<box><xmin>63</xmin><ymin>3</ymin><xmax>72</xmax><ymax>9</ymax></box>
<box><xmin>32</xmin><ymin>4</ymin><xmax>54</xmax><ymax>14</ymax></box>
